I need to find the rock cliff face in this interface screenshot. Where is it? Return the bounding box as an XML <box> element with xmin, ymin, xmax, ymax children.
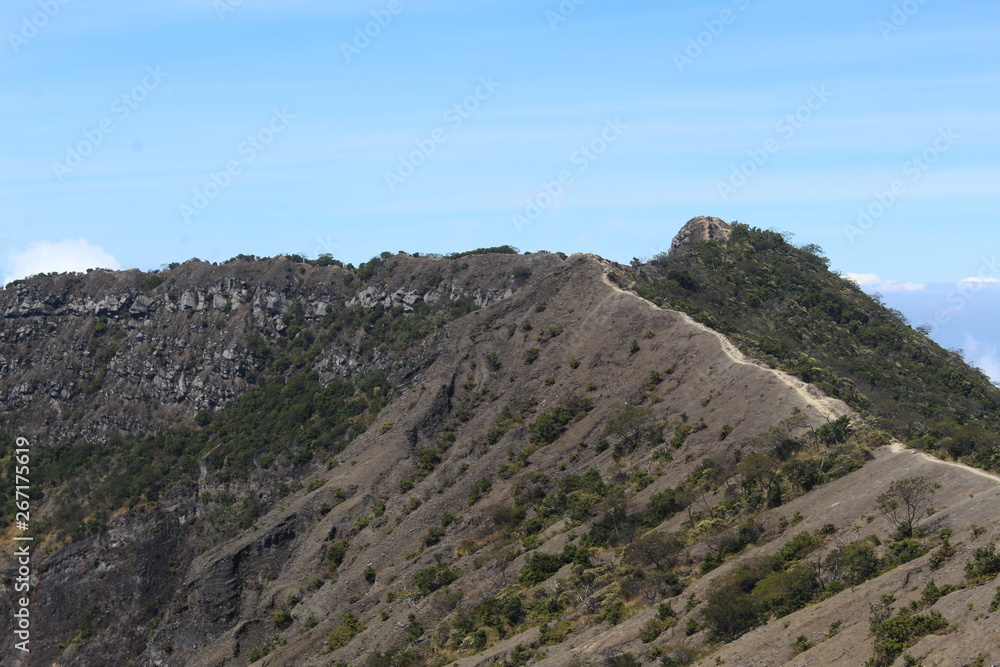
<box><xmin>0</xmin><ymin>233</ymin><xmax>998</xmax><ymax>667</ymax></box>
<box><xmin>668</xmin><ymin>216</ymin><xmax>734</xmax><ymax>256</ymax></box>
<box><xmin>0</xmin><ymin>254</ymin><xmax>543</xmax><ymax>447</ymax></box>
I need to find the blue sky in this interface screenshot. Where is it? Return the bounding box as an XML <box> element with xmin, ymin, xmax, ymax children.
<box><xmin>1</xmin><ymin>0</ymin><xmax>998</xmax><ymax>379</ymax></box>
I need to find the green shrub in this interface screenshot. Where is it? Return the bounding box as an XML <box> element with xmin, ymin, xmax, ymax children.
<box><xmin>539</xmin><ymin>622</ymin><xmax>568</xmax><ymax>645</ymax></box>
<box><xmin>522</xmin><ymin>347</ymin><xmax>540</xmax><ymax>364</ymax></box>
<box><xmin>919</xmin><ymin>579</ymin><xmax>957</xmax><ymax>607</ymax></box>
<box><xmin>965</xmin><ymin>543</ymin><xmax>1000</xmax><ymax>584</ymax></box>
<box><xmin>600</xmin><ymin>599</ymin><xmax>627</xmax><ymax>625</ymax></box>
<box><xmin>624</xmin><ymin>531</ymin><xmax>683</xmax><ymax>572</ymax></box>
<box><xmin>604</xmin><ymin>405</ymin><xmax>654</xmax><ymax>455</ymax></box>
<box><xmin>528</xmin><ymin>396</ymin><xmax>593</xmax><ymax>447</ymax></box>
<box><xmin>247</xmin><ymin>645</ymin><xmax>273</xmax><ymax>662</ymax></box>
<box><xmin>867</xmin><ymin>606</ymin><xmax>948</xmax><ymax>667</ymax></box>
<box><xmin>485</xmin><ymin>352</ymin><xmax>501</xmax><ymax>371</ymax></box>
<box><xmin>404</xmin><ymin>614</ymin><xmax>423</xmax><ymax>643</ymax></box>
<box><xmin>825</xmin><ymin>539</ymin><xmax>879</xmax><ymax>586</ymax></box>
<box><xmin>641</xmin><ymin>487</ymin><xmax>690</xmax><ymax>528</ymax></box>
<box><xmin>772</xmin><ymin>531</ymin><xmax>822</xmax><ymax>570</ymax></box>
<box><xmin>885</xmin><ymin>538</ymin><xmax>927</xmax><ymax>567</ymax></box>
<box><xmin>272</xmin><ymin>609</ymin><xmax>292</xmax><ymax>630</ymax></box>
<box><xmin>413</xmin><ymin>563</ymin><xmax>461</xmax><ymax>595</ymax></box>
<box><xmin>423</xmin><ymin>526</ymin><xmax>445</xmax><ymax>546</ymax></box>
<box><xmin>657</xmin><ymin>644</ymin><xmax>697</xmax><ymax>666</ymax></box>
<box><xmin>519</xmin><ymin>552</ymin><xmax>564</xmax><ymax>586</ymax></box>
<box><xmin>790</xmin><ymin>635</ymin><xmax>816</xmax><ymax>654</ymax></box>
<box><xmin>754</xmin><ymin>565</ymin><xmax>820</xmax><ymax>617</ymax></box>
<box><xmin>604</xmin><ymin>653</ymin><xmax>641</xmax><ymax>667</ymax></box>
<box><xmin>328</xmin><ymin>613</ymin><xmax>366</xmax><ymax>649</ymax></box>
<box><xmin>703</xmin><ymin>585</ymin><xmax>762</xmax><ymax>641</ymax></box>
<box><xmin>640</xmin><ymin>615</ymin><xmax>677</xmax><ymax>642</ymax></box>
<box><xmin>326</xmin><ymin>539</ymin><xmax>350</xmax><ymax>571</ymax></box>
<box><xmin>468</xmin><ymin>477</ymin><xmax>492</xmax><ymax>505</ymax></box>
<box><xmin>142</xmin><ymin>275</ymin><xmax>164</xmax><ymax>290</ymax></box>
<box><xmin>989</xmin><ymin>586</ymin><xmax>1000</xmax><ymax>613</ymax></box>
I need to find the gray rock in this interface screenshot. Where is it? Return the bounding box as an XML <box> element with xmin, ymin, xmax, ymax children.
<box><xmin>669</xmin><ymin>215</ymin><xmax>734</xmax><ymax>255</ymax></box>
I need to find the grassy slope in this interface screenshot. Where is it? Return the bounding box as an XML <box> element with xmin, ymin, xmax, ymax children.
<box><xmin>629</xmin><ymin>223</ymin><xmax>1000</xmax><ymax>471</ymax></box>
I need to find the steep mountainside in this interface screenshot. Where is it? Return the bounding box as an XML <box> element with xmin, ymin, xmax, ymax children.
<box><xmin>629</xmin><ymin>219</ymin><xmax>1000</xmax><ymax>468</ymax></box>
<box><xmin>1</xmin><ymin>221</ymin><xmax>999</xmax><ymax>667</ymax></box>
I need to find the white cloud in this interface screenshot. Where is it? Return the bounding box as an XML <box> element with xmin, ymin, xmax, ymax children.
<box><xmin>959</xmin><ymin>277</ymin><xmax>1000</xmax><ymax>285</ymax></box>
<box><xmin>844</xmin><ymin>272</ymin><xmax>881</xmax><ymax>286</ymax></box>
<box><xmin>844</xmin><ymin>273</ymin><xmax>924</xmax><ymax>293</ymax></box>
<box><xmin>963</xmin><ymin>334</ymin><xmax>1000</xmax><ymax>384</ymax></box>
<box><xmin>3</xmin><ymin>238</ymin><xmax>121</xmax><ymax>285</ymax></box>
<box><xmin>881</xmin><ymin>282</ymin><xmax>925</xmax><ymax>293</ymax></box>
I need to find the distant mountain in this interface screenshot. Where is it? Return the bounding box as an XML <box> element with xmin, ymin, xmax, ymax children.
<box><xmin>1</xmin><ymin>220</ymin><xmax>998</xmax><ymax>666</ymax></box>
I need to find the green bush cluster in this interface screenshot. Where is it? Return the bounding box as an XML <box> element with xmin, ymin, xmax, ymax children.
<box><xmin>519</xmin><ymin>544</ymin><xmax>592</xmax><ymax>586</ymax></box>
<box><xmin>964</xmin><ymin>542</ymin><xmax>1000</xmax><ymax>584</ymax></box>
<box><xmin>485</xmin><ymin>405</ymin><xmax>526</xmax><ymax>447</ymax></box>
<box><xmin>327</xmin><ymin>612</ymin><xmax>366</xmax><ymax>650</ymax></box>
<box><xmin>413</xmin><ymin>562</ymin><xmax>462</xmax><ymax>595</ymax></box>
<box><xmin>640</xmin><ymin>604</ymin><xmax>678</xmax><ymax>642</ymax></box>
<box><xmin>866</xmin><ymin>596</ymin><xmax>948</xmax><ymax>667</ymax></box>
<box><xmin>325</xmin><ymin>539</ymin><xmax>351</xmax><ymax>572</ymax></box>
<box><xmin>702</xmin><ymin>530</ymin><xmax>824</xmax><ymax>640</ymax></box>
<box><xmin>528</xmin><ymin>396</ymin><xmax>593</xmax><ymax>447</ymax></box>
<box><xmin>468</xmin><ymin>477</ymin><xmax>493</xmax><ymax>505</ymax></box>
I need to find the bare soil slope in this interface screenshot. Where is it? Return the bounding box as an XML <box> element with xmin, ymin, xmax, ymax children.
<box><xmin>164</xmin><ymin>255</ymin><xmax>855</xmax><ymax>665</ymax></box>
<box><xmin>2</xmin><ymin>248</ymin><xmax>998</xmax><ymax>667</ymax></box>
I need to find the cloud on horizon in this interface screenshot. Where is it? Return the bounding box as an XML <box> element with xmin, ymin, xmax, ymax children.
<box><xmin>964</xmin><ymin>334</ymin><xmax>1000</xmax><ymax>385</ymax></box>
<box><xmin>3</xmin><ymin>238</ymin><xmax>121</xmax><ymax>286</ymax></box>
<box><xmin>844</xmin><ymin>273</ymin><xmax>925</xmax><ymax>293</ymax></box>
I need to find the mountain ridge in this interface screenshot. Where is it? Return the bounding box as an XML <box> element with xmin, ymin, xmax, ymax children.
<box><xmin>0</xmin><ymin>220</ymin><xmax>998</xmax><ymax>666</ymax></box>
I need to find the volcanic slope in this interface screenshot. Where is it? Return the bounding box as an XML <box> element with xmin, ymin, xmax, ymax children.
<box><xmin>175</xmin><ymin>252</ymin><xmax>857</xmax><ymax>666</ymax></box>
<box><xmin>0</xmin><ymin>227</ymin><xmax>998</xmax><ymax>666</ymax></box>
